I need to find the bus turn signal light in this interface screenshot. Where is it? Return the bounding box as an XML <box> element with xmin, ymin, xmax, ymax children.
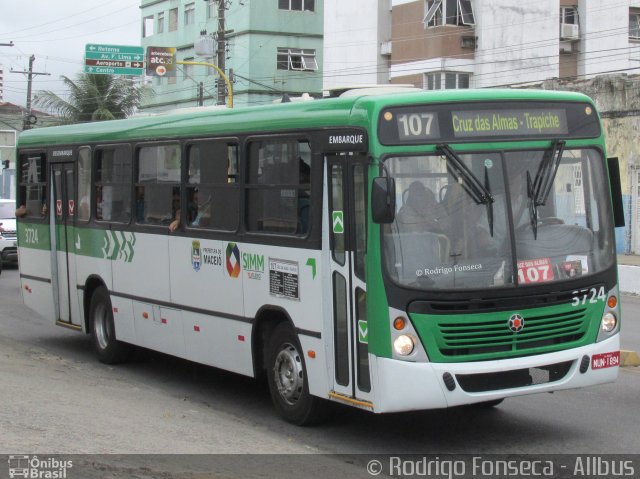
<box><xmin>393</xmin><ymin>317</ymin><xmax>406</xmax><ymax>330</ymax></box>
<box><xmin>607</xmin><ymin>296</ymin><xmax>617</xmax><ymax>308</ymax></box>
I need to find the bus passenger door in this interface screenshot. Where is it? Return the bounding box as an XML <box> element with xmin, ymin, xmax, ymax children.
<box><xmin>51</xmin><ymin>162</ymin><xmax>80</xmax><ymax>327</ymax></box>
<box><xmin>327</xmin><ymin>154</ymin><xmax>372</xmax><ymax>402</ymax></box>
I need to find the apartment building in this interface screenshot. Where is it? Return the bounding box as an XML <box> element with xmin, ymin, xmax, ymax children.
<box><xmin>323</xmin><ymin>0</ymin><xmax>392</xmax><ymax>90</ymax></box>
<box><xmin>389</xmin><ymin>0</ymin><xmax>640</xmax><ymax>89</ymax></box>
<box><xmin>140</xmin><ymin>0</ymin><xmax>323</xmax><ymax>111</ymax></box>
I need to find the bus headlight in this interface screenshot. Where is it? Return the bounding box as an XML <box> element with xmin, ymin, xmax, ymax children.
<box><xmin>393</xmin><ymin>335</ymin><xmax>415</xmax><ymax>356</ymax></box>
<box><xmin>601</xmin><ymin>312</ymin><xmax>617</xmax><ymax>333</ymax></box>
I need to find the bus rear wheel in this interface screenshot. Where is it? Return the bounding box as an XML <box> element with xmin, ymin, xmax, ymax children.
<box><xmin>266</xmin><ymin>322</ymin><xmax>327</xmax><ymax>426</ymax></box>
<box><xmin>90</xmin><ymin>286</ymin><xmax>130</xmax><ymax>364</ymax></box>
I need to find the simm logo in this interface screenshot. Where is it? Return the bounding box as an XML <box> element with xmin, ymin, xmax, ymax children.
<box><xmin>243</xmin><ymin>252</ymin><xmax>264</xmax><ymax>280</ymax></box>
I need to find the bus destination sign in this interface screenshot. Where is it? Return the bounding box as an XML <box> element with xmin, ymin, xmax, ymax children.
<box><xmin>450</xmin><ymin>109</ymin><xmax>568</xmax><ymax>138</ymax></box>
<box><xmin>378</xmin><ymin>101</ymin><xmax>600</xmax><ymax>145</ymax></box>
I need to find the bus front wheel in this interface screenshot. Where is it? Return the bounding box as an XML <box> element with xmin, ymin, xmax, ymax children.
<box><xmin>266</xmin><ymin>322</ymin><xmax>326</xmax><ymax>426</ymax></box>
<box><xmin>89</xmin><ymin>286</ymin><xmax>130</xmax><ymax>364</ymax></box>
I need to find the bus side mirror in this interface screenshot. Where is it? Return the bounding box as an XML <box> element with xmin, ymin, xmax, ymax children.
<box><xmin>608</xmin><ymin>157</ymin><xmax>625</xmax><ymax>228</ymax></box>
<box><xmin>372</xmin><ymin>176</ymin><xmax>396</xmax><ymax>224</ymax></box>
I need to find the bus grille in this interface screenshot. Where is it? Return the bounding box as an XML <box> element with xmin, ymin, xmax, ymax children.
<box><xmin>455</xmin><ymin>360</ymin><xmax>574</xmax><ymax>392</ymax></box>
<box><xmin>436</xmin><ymin>308</ymin><xmax>589</xmax><ymax>358</ymax></box>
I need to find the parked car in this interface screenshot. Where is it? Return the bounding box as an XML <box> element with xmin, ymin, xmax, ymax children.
<box><xmin>0</xmin><ymin>199</ymin><xmax>17</xmax><ymax>272</ymax></box>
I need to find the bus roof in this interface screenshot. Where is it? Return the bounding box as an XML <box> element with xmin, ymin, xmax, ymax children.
<box><xmin>17</xmin><ymin>89</ymin><xmax>595</xmax><ymax>149</ymax></box>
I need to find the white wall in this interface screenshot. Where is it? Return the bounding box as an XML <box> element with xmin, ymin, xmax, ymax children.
<box><xmin>323</xmin><ymin>0</ymin><xmax>392</xmax><ymax>90</ymax></box>
<box><xmin>578</xmin><ymin>0</ymin><xmax>636</xmax><ymax>77</ymax></box>
<box><xmin>474</xmin><ymin>0</ymin><xmax>558</xmax><ymax>88</ymax></box>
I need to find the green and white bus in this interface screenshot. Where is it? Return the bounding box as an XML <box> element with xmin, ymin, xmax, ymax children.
<box><xmin>16</xmin><ymin>89</ymin><xmax>624</xmax><ymax>424</ymax></box>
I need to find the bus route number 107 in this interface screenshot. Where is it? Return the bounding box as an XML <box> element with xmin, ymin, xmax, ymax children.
<box><xmin>397</xmin><ymin>113</ymin><xmax>437</xmax><ymax>140</ymax></box>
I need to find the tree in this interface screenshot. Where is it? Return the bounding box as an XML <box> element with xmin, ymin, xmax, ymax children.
<box><xmin>34</xmin><ymin>73</ymin><xmax>149</xmax><ymax>124</ymax></box>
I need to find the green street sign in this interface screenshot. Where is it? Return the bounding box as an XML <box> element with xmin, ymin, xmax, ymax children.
<box><xmin>85</xmin><ymin>44</ymin><xmax>144</xmax><ymax>56</ymax></box>
<box><xmin>85</xmin><ymin>44</ymin><xmax>145</xmax><ymax>76</ymax></box>
<box><xmin>85</xmin><ymin>51</ymin><xmax>144</xmax><ymax>62</ymax></box>
<box><xmin>83</xmin><ymin>66</ymin><xmax>143</xmax><ymax>76</ymax></box>
<box><xmin>358</xmin><ymin>320</ymin><xmax>368</xmax><ymax>344</ymax></box>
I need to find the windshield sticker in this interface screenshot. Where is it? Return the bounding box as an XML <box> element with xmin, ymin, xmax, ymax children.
<box><xmin>517</xmin><ymin>258</ymin><xmax>554</xmax><ymax>284</ymax></box>
<box><xmin>566</xmin><ymin>254</ymin><xmax>589</xmax><ymax>274</ymax></box>
<box><xmin>416</xmin><ymin>264</ymin><xmax>483</xmax><ymax>277</ymax></box>
<box><xmin>560</xmin><ymin>260</ymin><xmax>582</xmax><ymax>279</ymax></box>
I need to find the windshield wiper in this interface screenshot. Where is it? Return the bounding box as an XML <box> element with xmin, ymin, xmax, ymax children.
<box><xmin>437</xmin><ymin>144</ymin><xmax>494</xmax><ymax>236</ymax></box>
<box><xmin>526</xmin><ymin>139</ymin><xmax>566</xmax><ymax>239</ymax></box>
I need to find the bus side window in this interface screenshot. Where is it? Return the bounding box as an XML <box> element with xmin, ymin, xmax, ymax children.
<box><xmin>18</xmin><ymin>153</ymin><xmax>47</xmax><ymax>219</ymax></box>
<box><xmin>135</xmin><ymin>144</ymin><xmax>181</xmax><ymax>227</ymax></box>
<box><xmin>94</xmin><ymin>146</ymin><xmax>132</xmax><ymax>223</ymax></box>
<box><xmin>77</xmin><ymin>147</ymin><xmax>91</xmax><ymax>221</ymax></box>
<box><xmin>186</xmin><ymin>141</ymin><xmax>239</xmax><ymax>231</ymax></box>
<box><xmin>246</xmin><ymin>138</ymin><xmax>312</xmax><ymax>235</ymax></box>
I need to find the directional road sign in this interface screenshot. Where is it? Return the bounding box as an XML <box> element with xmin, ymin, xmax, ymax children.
<box><xmin>84</xmin><ymin>44</ymin><xmax>144</xmax><ymax>76</ymax></box>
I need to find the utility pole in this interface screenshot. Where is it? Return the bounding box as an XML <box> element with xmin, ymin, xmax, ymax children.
<box><xmin>11</xmin><ymin>55</ymin><xmax>50</xmax><ymax>131</ymax></box>
<box><xmin>198</xmin><ymin>82</ymin><xmax>204</xmax><ymax>106</ymax></box>
<box><xmin>216</xmin><ymin>0</ymin><xmax>227</xmax><ymax>106</ymax></box>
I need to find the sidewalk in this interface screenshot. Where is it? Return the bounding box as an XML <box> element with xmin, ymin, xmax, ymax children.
<box><xmin>617</xmin><ymin>254</ymin><xmax>640</xmax><ymax>295</ymax></box>
<box><xmin>615</xmin><ymin>255</ymin><xmax>640</xmax><ymax>367</ymax></box>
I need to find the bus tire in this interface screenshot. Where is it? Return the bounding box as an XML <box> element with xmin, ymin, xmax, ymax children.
<box><xmin>90</xmin><ymin>286</ymin><xmax>130</xmax><ymax>364</ymax></box>
<box><xmin>266</xmin><ymin>322</ymin><xmax>327</xmax><ymax>426</ymax></box>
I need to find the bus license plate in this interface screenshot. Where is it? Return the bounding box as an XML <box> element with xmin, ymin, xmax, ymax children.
<box><xmin>591</xmin><ymin>351</ymin><xmax>620</xmax><ymax>369</ymax></box>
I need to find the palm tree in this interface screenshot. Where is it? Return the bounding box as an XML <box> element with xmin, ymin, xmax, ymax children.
<box><xmin>34</xmin><ymin>73</ymin><xmax>150</xmax><ymax>124</ymax></box>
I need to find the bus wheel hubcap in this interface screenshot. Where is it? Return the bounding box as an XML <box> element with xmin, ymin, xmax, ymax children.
<box><xmin>94</xmin><ymin>304</ymin><xmax>109</xmax><ymax>350</ymax></box>
<box><xmin>274</xmin><ymin>343</ymin><xmax>303</xmax><ymax>405</ymax></box>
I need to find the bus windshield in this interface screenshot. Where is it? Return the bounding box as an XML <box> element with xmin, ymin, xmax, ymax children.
<box><xmin>382</xmin><ymin>148</ymin><xmax>615</xmax><ymax>290</ymax></box>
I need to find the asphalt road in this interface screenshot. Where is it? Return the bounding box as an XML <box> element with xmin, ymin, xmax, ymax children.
<box><xmin>0</xmin><ymin>265</ymin><xmax>638</xmax><ymax>477</ymax></box>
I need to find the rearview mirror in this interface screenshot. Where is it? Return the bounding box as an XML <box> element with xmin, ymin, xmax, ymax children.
<box><xmin>372</xmin><ymin>176</ymin><xmax>396</xmax><ymax>224</ymax></box>
<box><xmin>608</xmin><ymin>157</ymin><xmax>625</xmax><ymax>228</ymax></box>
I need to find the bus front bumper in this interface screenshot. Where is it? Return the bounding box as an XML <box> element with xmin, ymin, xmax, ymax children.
<box><xmin>370</xmin><ymin>334</ymin><xmax>620</xmax><ymax>413</ymax></box>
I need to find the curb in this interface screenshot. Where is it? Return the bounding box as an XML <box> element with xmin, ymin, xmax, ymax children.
<box><xmin>621</xmin><ymin>350</ymin><xmax>640</xmax><ymax>367</ymax></box>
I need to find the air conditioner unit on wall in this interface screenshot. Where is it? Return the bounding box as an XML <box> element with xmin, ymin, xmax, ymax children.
<box><xmin>380</xmin><ymin>41</ymin><xmax>392</xmax><ymax>56</ymax></box>
<box><xmin>560</xmin><ymin>23</ymin><xmax>579</xmax><ymax>40</ymax></box>
<box><xmin>560</xmin><ymin>42</ymin><xmax>573</xmax><ymax>53</ymax></box>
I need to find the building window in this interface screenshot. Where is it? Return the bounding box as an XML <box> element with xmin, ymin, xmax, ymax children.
<box><xmin>425</xmin><ymin>71</ymin><xmax>470</xmax><ymax>90</ymax></box>
<box><xmin>185</xmin><ymin>3</ymin><xmax>195</xmax><ymax>25</ymax></box>
<box><xmin>186</xmin><ymin>141</ymin><xmax>239</xmax><ymax>231</ymax></box>
<box><xmin>206</xmin><ymin>0</ymin><xmax>216</xmax><ymax>19</ymax></box>
<box><xmin>135</xmin><ymin>144</ymin><xmax>181</xmax><ymax>226</ymax></box>
<box><xmin>157</xmin><ymin>12</ymin><xmax>165</xmax><ymax>34</ymax></box>
<box><xmin>631</xmin><ymin>9</ymin><xmax>640</xmax><ymax>40</ymax></box>
<box><xmin>561</xmin><ymin>6</ymin><xmax>577</xmax><ymax>25</ymax></box>
<box><xmin>169</xmin><ymin>8</ymin><xmax>178</xmax><ymax>31</ymax></box>
<box><xmin>277</xmin><ymin>48</ymin><xmax>318</xmax><ymax>71</ymax></box>
<box><xmin>279</xmin><ymin>0</ymin><xmax>315</xmax><ymax>12</ymax></box>
<box><xmin>143</xmin><ymin>15</ymin><xmax>154</xmax><ymax>37</ymax></box>
<box><xmin>424</xmin><ymin>0</ymin><xmax>475</xmax><ymax>28</ymax></box>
